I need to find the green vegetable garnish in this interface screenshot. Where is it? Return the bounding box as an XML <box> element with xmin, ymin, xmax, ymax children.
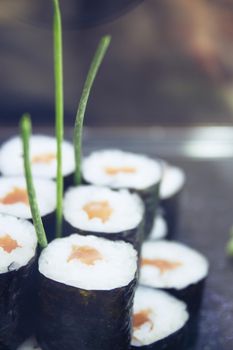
<box><xmin>53</xmin><ymin>0</ymin><xmax>64</xmax><ymax>238</ymax></box>
<box><xmin>20</xmin><ymin>114</ymin><xmax>48</xmax><ymax>249</ymax></box>
<box><xmin>74</xmin><ymin>35</ymin><xmax>111</xmax><ymax>185</ymax></box>
<box><xmin>226</xmin><ymin>226</ymin><xmax>233</xmax><ymax>256</ymax></box>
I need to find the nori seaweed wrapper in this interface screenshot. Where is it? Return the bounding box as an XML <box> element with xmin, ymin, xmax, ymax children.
<box><xmin>0</xmin><ymin>256</ymin><xmax>37</xmax><ymax>350</ymax></box>
<box><xmin>160</xmin><ymin>187</ymin><xmax>183</xmax><ymax>239</ymax></box>
<box><xmin>37</xmin><ymin>274</ymin><xmax>137</xmax><ymax>350</ymax></box>
<box><xmin>134</xmin><ymin>182</ymin><xmax>160</xmax><ymax>239</ymax></box>
<box><xmin>131</xmin><ymin>321</ymin><xmax>188</xmax><ymax>350</ymax></box>
<box><xmin>163</xmin><ymin>278</ymin><xmax>207</xmax><ymax>314</ymax></box>
<box><xmin>64</xmin><ymin>219</ymin><xmax>144</xmax><ymax>253</ymax></box>
<box><xmin>147</xmin><ymin>210</ymin><xmax>168</xmax><ymax>241</ymax></box>
<box><xmin>63</xmin><ymin>173</ymin><xmax>74</xmax><ymax>190</ymax></box>
<box><xmin>185</xmin><ymin>311</ymin><xmax>201</xmax><ymax>350</ymax></box>
<box><xmin>141</xmin><ymin>277</ymin><xmax>206</xmax><ymax>315</ymax></box>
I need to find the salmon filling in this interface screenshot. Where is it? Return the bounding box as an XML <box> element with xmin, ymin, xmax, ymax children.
<box><xmin>0</xmin><ymin>187</ymin><xmax>29</xmax><ymax>205</ymax></box>
<box><xmin>0</xmin><ymin>234</ymin><xmax>21</xmax><ymax>253</ymax></box>
<box><xmin>83</xmin><ymin>201</ymin><xmax>113</xmax><ymax>223</ymax></box>
<box><xmin>105</xmin><ymin>166</ymin><xmax>136</xmax><ymax>176</ymax></box>
<box><xmin>133</xmin><ymin>309</ymin><xmax>153</xmax><ymax>330</ymax></box>
<box><xmin>32</xmin><ymin>153</ymin><xmax>56</xmax><ymax>164</ymax></box>
<box><xmin>141</xmin><ymin>258</ymin><xmax>182</xmax><ymax>274</ymax></box>
<box><xmin>67</xmin><ymin>245</ymin><xmax>103</xmax><ymax>265</ymax></box>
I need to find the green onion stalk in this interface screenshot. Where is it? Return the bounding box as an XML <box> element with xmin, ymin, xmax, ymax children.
<box><xmin>20</xmin><ymin>114</ymin><xmax>48</xmax><ymax>249</ymax></box>
<box><xmin>74</xmin><ymin>35</ymin><xmax>111</xmax><ymax>185</ymax></box>
<box><xmin>53</xmin><ymin>0</ymin><xmax>64</xmax><ymax>238</ymax></box>
<box><xmin>226</xmin><ymin>226</ymin><xmax>233</xmax><ymax>256</ymax></box>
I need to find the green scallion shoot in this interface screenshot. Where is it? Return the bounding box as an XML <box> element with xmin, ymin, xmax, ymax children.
<box><xmin>20</xmin><ymin>114</ymin><xmax>48</xmax><ymax>249</ymax></box>
<box><xmin>53</xmin><ymin>0</ymin><xmax>64</xmax><ymax>238</ymax></box>
<box><xmin>226</xmin><ymin>226</ymin><xmax>233</xmax><ymax>256</ymax></box>
<box><xmin>74</xmin><ymin>35</ymin><xmax>111</xmax><ymax>185</ymax></box>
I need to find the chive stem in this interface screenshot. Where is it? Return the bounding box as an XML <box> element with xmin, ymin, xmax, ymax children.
<box><xmin>226</xmin><ymin>227</ymin><xmax>233</xmax><ymax>256</ymax></box>
<box><xmin>53</xmin><ymin>0</ymin><xmax>64</xmax><ymax>238</ymax></box>
<box><xmin>74</xmin><ymin>35</ymin><xmax>111</xmax><ymax>185</ymax></box>
<box><xmin>20</xmin><ymin>114</ymin><xmax>48</xmax><ymax>249</ymax></box>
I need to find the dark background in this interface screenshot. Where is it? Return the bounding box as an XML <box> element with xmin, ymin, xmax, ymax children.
<box><xmin>0</xmin><ymin>0</ymin><xmax>233</xmax><ymax>127</ymax></box>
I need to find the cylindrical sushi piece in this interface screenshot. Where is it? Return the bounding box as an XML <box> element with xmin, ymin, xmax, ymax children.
<box><xmin>160</xmin><ymin>164</ymin><xmax>186</xmax><ymax>237</ymax></box>
<box><xmin>131</xmin><ymin>286</ymin><xmax>189</xmax><ymax>350</ymax></box>
<box><xmin>139</xmin><ymin>241</ymin><xmax>209</xmax><ymax>313</ymax></box>
<box><xmin>63</xmin><ymin>185</ymin><xmax>145</xmax><ymax>252</ymax></box>
<box><xmin>0</xmin><ymin>135</ymin><xmax>75</xmax><ymax>188</ymax></box>
<box><xmin>37</xmin><ymin>234</ymin><xmax>138</xmax><ymax>350</ymax></box>
<box><xmin>147</xmin><ymin>214</ymin><xmax>168</xmax><ymax>241</ymax></box>
<box><xmin>0</xmin><ymin>214</ymin><xmax>37</xmax><ymax>349</ymax></box>
<box><xmin>0</xmin><ymin>177</ymin><xmax>56</xmax><ymax>241</ymax></box>
<box><xmin>82</xmin><ymin>149</ymin><xmax>162</xmax><ymax>237</ymax></box>
<box><xmin>17</xmin><ymin>337</ymin><xmax>41</xmax><ymax>350</ymax></box>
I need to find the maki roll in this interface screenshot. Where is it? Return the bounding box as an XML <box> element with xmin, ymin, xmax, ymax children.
<box><xmin>0</xmin><ymin>177</ymin><xmax>56</xmax><ymax>241</ymax></box>
<box><xmin>17</xmin><ymin>337</ymin><xmax>41</xmax><ymax>350</ymax></box>
<box><xmin>37</xmin><ymin>234</ymin><xmax>137</xmax><ymax>350</ymax></box>
<box><xmin>148</xmin><ymin>214</ymin><xmax>168</xmax><ymax>241</ymax></box>
<box><xmin>0</xmin><ymin>214</ymin><xmax>37</xmax><ymax>349</ymax></box>
<box><xmin>82</xmin><ymin>149</ymin><xmax>162</xmax><ymax>237</ymax></box>
<box><xmin>63</xmin><ymin>185</ymin><xmax>144</xmax><ymax>251</ymax></box>
<box><xmin>131</xmin><ymin>286</ymin><xmax>189</xmax><ymax>349</ymax></box>
<box><xmin>0</xmin><ymin>135</ymin><xmax>75</xmax><ymax>188</ymax></box>
<box><xmin>160</xmin><ymin>164</ymin><xmax>185</xmax><ymax>236</ymax></box>
<box><xmin>139</xmin><ymin>241</ymin><xmax>209</xmax><ymax>313</ymax></box>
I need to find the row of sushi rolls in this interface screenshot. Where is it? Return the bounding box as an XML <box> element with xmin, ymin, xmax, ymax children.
<box><xmin>0</xmin><ymin>2</ymin><xmax>209</xmax><ymax>350</ymax></box>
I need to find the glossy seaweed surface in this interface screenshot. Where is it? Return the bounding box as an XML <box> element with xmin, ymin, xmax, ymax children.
<box><xmin>0</xmin><ymin>257</ymin><xmax>37</xmax><ymax>349</ymax></box>
<box><xmin>64</xmin><ymin>219</ymin><xmax>144</xmax><ymax>253</ymax></box>
<box><xmin>37</xmin><ymin>275</ymin><xmax>137</xmax><ymax>350</ymax></box>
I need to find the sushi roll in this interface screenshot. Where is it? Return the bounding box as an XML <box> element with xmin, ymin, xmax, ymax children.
<box><xmin>37</xmin><ymin>234</ymin><xmax>137</xmax><ymax>350</ymax></box>
<box><xmin>82</xmin><ymin>149</ymin><xmax>162</xmax><ymax>237</ymax></box>
<box><xmin>17</xmin><ymin>337</ymin><xmax>41</xmax><ymax>350</ymax></box>
<box><xmin>0</xmin><ymin>135</ymin><xmax>75</xmax><ymax>188</ymax></box>
<box><xmin>63</xmin><ymin>185</ymin><xmax>144</xmax><ymax>252</ymax></box>
<box><xmin>160</xmin><ymin>164</ymin><xmax>186</xmax><ymax>236</ymax></box>
<box><xmin>131</xmin><ymin>286</ymin><xmax>189</xmax><ymax>349</ymax></box>
<box><xmin>139</xmin><ymin>241</ymin><xmax>209</xmax><ymax>312</ymax></box>
<box><xmin>0</xmin><ymin>177</ymin><xmax>56</xmax><ymax>241</ymax></box>
<box><xmin>0</xmin><ymin>214</ymin><xmax>37</xmax><ymax>349</ymax></box>
<box><xmin>148</xmin><ymin>214</ymin><xmax>168</xmax><ymax>241</ymax></box>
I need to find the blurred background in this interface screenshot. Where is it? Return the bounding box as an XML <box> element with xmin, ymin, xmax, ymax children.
<box><xmin>0</xmin><ymin>0</ymin><xmax>233</xmax><ymax>127</ymax></box>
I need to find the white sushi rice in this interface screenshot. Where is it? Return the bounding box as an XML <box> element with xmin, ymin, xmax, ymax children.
<box><xmin>148</xmin><ymin>214</ymin><xmax>168</xmax><ymax>240</ymax></box>
<box><xmin>17</xmin><ymin>337</ymin><xmax>41</xmax><ymax>350</ymax></box>
<box><xmin>0</xmin><ymin>177</ymin><xmax>56</xmax><ymax>219</ymax></box>
<box><xmin>82</xmin><ymin>149</ymin><xmax>162</xmax><ymax>190</ymax></box>
<box><xmin>64</xmin><ymin>185</ymin><xmax>144</xmax><ymax>233</ymax></box>
<box><xmin>160</xmin><ymin>164</ymin><xmax>186</xmax><ymax>199</ymax></box>
<box><xmin>132</xmin><ymin>287</ymin><xmax>189</xmax><ymax>346</ymax></box>
<box><xmin>39</xmin><ymin>234</ymin><xmax>137</xmax><ymax>290</ymax></box>
<box><xmin>0</xmin><ymin>214</ymin><xmax>37</xmax><ymax>274</ymax></box>
<box><xmin>140</xmin><ymin>241</ymin><xmax>209</xmax><ymax>290</ymax></box>
<box><xmin>0</xmin><ymin>135</ymin><xmax>75</xmax><ymax>179</ymax></box>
